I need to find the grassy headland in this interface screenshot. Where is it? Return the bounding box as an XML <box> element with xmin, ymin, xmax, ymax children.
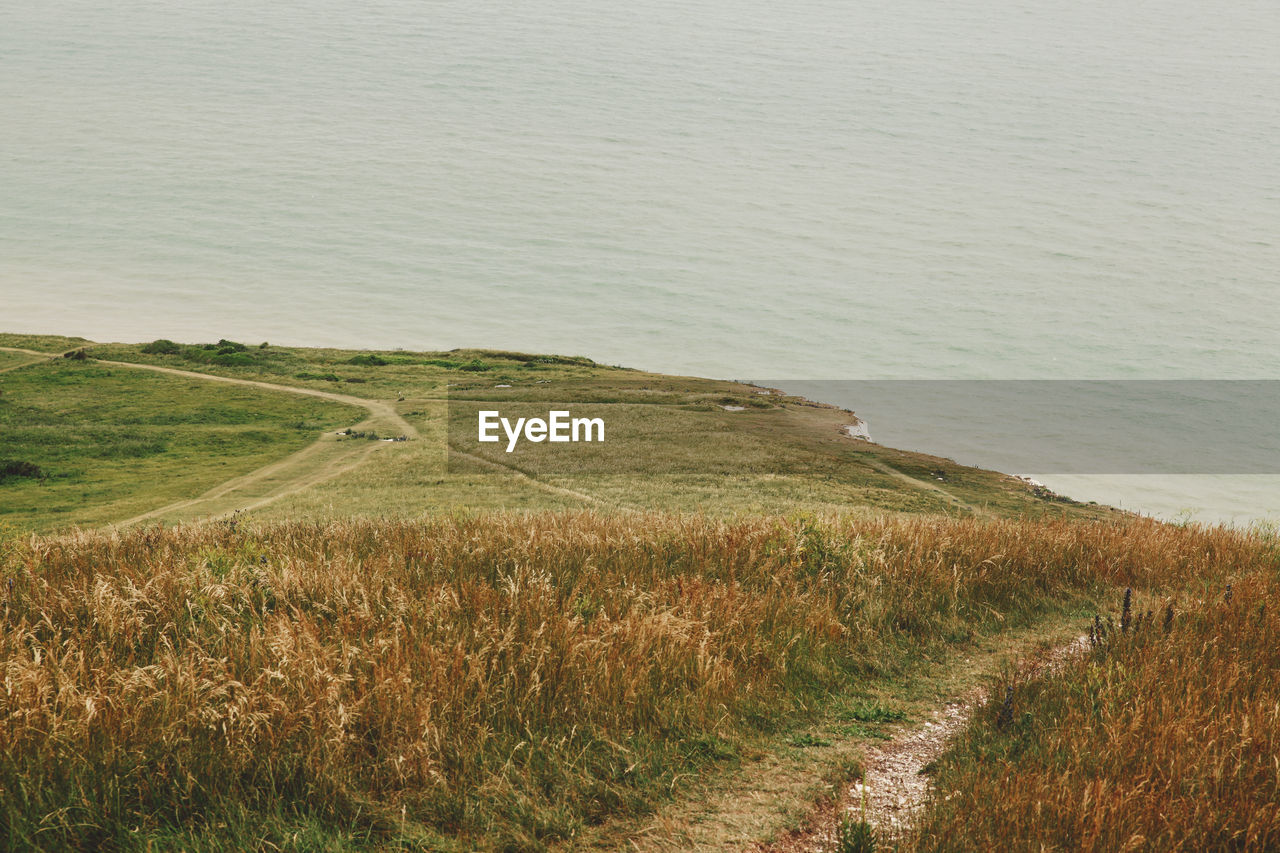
<box><xmin>1</xmin><ymin>333</ymin><xmax>1110</xmax><ymax>532</ymax></box>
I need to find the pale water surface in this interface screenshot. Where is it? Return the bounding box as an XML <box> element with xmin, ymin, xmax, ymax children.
<box><xmin>3</xmin><ymin>0</ymin><xmax>1279</xmax><ymax>521</ymax></box>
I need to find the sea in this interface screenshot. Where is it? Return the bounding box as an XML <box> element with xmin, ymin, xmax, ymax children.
<box><xmin>3</xmin><ymin>0</ymin><xmax>1279</xmax><ymax>523</ymax></box>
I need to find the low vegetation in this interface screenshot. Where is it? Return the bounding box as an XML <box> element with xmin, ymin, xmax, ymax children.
<box><xmin>1</xmin><ymin>334</ymin><xmax>1113</xmax><ymax>530</ymax></box>
<box><xmin>904</xmin><ymin>550</ymin><xmax>1280</xmax><ymax>852</ymax></box>
<box><xmin>0</xmin><ymin>334</ymin><xmax>91</xmax><ymax>353</ymax></box>
<box><xmin>0</xmin><ymin>358</ymin><xmax>360</xmax><ymax>531</ymax></box>
<box><xmin>0</xmin><ymin>514</ymin><xmax>1271</xmax><ymax>851</ymax></box>
<box><xmin>7</xmin><ymin>332</ymin><xmax>1273</xmax><ymax>851</ymax></box>
<box><xmin>0</xmin><ymin>460</ymin><xmax>44</xmax><ymax>482</ymax></box>
<box><xmin>140</xmin><ymin>338</ymin><xmax>268</xmax><ymax>367</ymax></box>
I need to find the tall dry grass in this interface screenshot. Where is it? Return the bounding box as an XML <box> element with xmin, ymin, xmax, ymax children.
<box><xmin>0</xmin><ymin>513</ymin><xmax>1271</xmax><ymax>850</ymax></box>
<box><xmin>904</xmin><ymin>554</ymin><xmax>1280</xmax><ymax>852</ymax></box>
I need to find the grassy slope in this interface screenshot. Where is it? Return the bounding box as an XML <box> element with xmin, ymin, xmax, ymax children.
<box><xmin>0</xmin><ymin>351</ymin><xmax>46</xmax><ymax>373</ymax></box>
<box><xmin>903</xmin><ymin>555</ymin><xmax>1280</xmax><ymax>852</ymax></box>
<box><xmin>0</xmin><ymin>332</ymin><xmax>1117</xmax><ymax>525</ymax></box>
<box><xmin>0</xmin><ymin>356</ymin><xmax>362</xmax><ymax>531</ymax></box>
<box><xmin>0</xmin><ymin>334</ymin><xmax>90</xmax><ymax>354</ymax></box>
<box><xmin>3</xmin><ymin>514</ymin><xmax>1268</xmax><ymax>852</ymax></box>
<box><xmin>0</xmin><ymin>332</ymin><xmax>1172</xmax><ymax>852</ymax></box>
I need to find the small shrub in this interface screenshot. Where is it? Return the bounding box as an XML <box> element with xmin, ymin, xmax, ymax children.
<box><xmin>141</xmin><ymin>339</ymin><xmax>182</xmax><ymax>355</ymax></box>
<box><xmin>836</xmin><ymin>813</ymin><xmax>877</xmax><ymax>853</ymax></box>
<box><xmin>347</xmin><ymin>354</ymin><xmax>388</xmax><ymax>366</ymax></box>
<box><xmin>571</xmin><ymin>593</ymin><xmax>600</xmax><ymax>623</ymax></box>
<box><xmin>0</xmin><ymin>459</ymin><xmax>44</xmax><ymax>482</ymax></box>
<box><xmin>846</xmin><ymin>703</ymin><xmax>907</xmax><ymax>724</ymax></box>
<box><xmin>836</xmin><ymin>723</ymin><xmax>893</xmax><ymax>741</ymax></box>
<box><xmin>211</xmin><ymin>352</ymin><xmax>255</xmax><ymax>366</ymax></box>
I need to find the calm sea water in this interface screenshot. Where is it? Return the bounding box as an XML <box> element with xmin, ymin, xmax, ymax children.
<box><xmin>3</xmin><ymin>0</ymin><xmax>1279</xmax><ymax>521</ymax></box>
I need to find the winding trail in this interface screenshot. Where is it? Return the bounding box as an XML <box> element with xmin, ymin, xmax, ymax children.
<box><xmin>447</xmin><ymin>446</ymin><xmax>602</xmax><ymax>505</ymax></box>
<box><xmin>92</xmin><ymin>359</ymin><xmax>421</xmax><ymax>526</ymax></box>
<box><xmin>0</xmin><ymin>353</ymin><xmax>50</xmax><ymax>375</ymax></box>
<box><xmin>3</xmin><ymin>345</ymin><xmax>600</xmax><ymax>521</ymax></box>
<box><xmin>761</xmin><ymin>635</ymin><xmax>1089</xmax><ymax>852</ymax></box>
<box><xmin>112</xmin><ymin>429</ymin><xmax>384</xmax><ymax>527</ymax></box>
<box><xmin>95</xmin><ymin>362</ymin><xmax>601</xmax><ymax>514</ymax></box>
<box><xmin>3</xmin><ymin>346</ymin><xmax>421</xmax><ymax>524</ymax></box>
<box><xmin>96</xmin><ymin>359</ymin><xmax>420</xmax><ymax>439</ymax></box>
<box><xmin>861</xmin><ymin>457</ymin><xmax>993</xmax><ymax>519</ymax></box>
<box><xmin>0</xmin><ymin>345</ymin><xmax>85</xmax><ymax>373</ymax></box>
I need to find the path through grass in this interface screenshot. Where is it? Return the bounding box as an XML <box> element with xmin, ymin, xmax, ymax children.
<box><xmin>0</xmin><ymin>358</ymin><xmax>361</xmax><ymax>531</ymax></box>
<box><xmin>0</xmin><ymin>514</ymin><xmax>1268</xmax><ymax>851</ymax></box>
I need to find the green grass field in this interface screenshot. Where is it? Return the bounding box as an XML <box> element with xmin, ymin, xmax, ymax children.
<box><xmin>0</xmin><ymin>333</ymin><xmax>1115</xmax><ymax>531</ymax></box>
<box><xmin>0</xmin><ymin>352</ymin><xmax>361</xmax><ymax>531</ymax></box>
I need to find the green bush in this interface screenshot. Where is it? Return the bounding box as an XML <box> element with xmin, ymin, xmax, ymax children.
<box><xmin>346</xmin><ymin>354</ymin><xmax>388</xmax><ymax>366</ymax></box>
<box><xmin>0</xmin><ymin>460</ymin><xmax>43</xmax><ymax>482</ymax></box>
<box><xmin>141</xmin><ymin>339</ymin><xmax>182</xmax><ymax>355</ymax></box>
<box><xmin>210</xmin><ymin>352</ymin><xmax>255</xmax><ymax>366</ymax></box>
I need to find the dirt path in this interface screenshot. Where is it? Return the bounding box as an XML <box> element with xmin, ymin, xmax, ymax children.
<box><xmin>0</xmin><ymin>346</ymin><xmax>75</xmax><ymax>357</ymax></box>
<box><xmin>95</xmin><ymin>359</ymin><xmax>419</xmax><ymax>440</ymax></box>
<box><xmin>0</xmin><ymin>355</ymin><xmax>48</xmax><ymax>375</ymax></box>
<box><xmin>0</xmin><ymin>345</ymin><xmax>85</xmax><ymax>374</ymax></box>
<box><xmin>448</xmin><ymin>446</ymin><xmax>602</xmax><ymax>505</ymax></box>
<box><xmin>862</xmin><ymin>458</ymin><xmax>993</xmax><ymax>519</ymax></box>
<box><xmin>113</xmin><ymin>430</ymin><xmax>388</xmax><ymax>527</ymax></box>
<box><xmin>761</xmin><ymin>635</ymin><xmax>1089</xmax><ymax>852</ymax></box>
<box><xmin>88</xmin><ymin>359</ymin><xmax>419</xmax><ymax>526</ymax></box>
<box><xmin>96</xmin><ymin>362</ymin><xmax>602</xmax><ymax>511</ymax></box>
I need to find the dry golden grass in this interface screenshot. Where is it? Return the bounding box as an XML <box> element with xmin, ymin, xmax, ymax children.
<box><xmin>904</xmin><ymin>544</ymin><xmax>1280</xmax><ymax>853</ymax></box>
<box><xmin>0</xmin><ymin>514</ymin><xmax>1271</xmax><ymax>850</ymax></box>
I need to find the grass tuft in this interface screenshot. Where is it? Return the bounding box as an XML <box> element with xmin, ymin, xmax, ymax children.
<box><xmin>904</xmin><ymin>556</ymin><xmax>1280</xmax><ymax>852</ymax></box>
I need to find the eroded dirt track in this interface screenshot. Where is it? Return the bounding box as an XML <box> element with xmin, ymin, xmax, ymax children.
<box><xmin>92</xmin><ymin>359</ymin><xmax>419</xmax><ymax>526</ymax></box>
<box><xmin>760</xmin><ymin>635</ymin><xmax>1089</xmax><ymax>852</ymax></box>
<box><xmin>97</xmin><ymin>359</ymin><xmax>420</xmax><ymax>439</ymax></box>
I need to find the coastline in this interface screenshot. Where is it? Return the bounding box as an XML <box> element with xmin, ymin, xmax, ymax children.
<box><xmin>0</xmin><ymin>332</ymin><xmax>1119</xmax><ymax>532</ymax></box>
